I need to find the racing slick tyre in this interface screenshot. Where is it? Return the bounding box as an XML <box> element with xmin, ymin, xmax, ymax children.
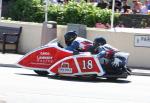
<box><xmin>106</xmin><ymin>77</ymin><xmax>118</xmax><ymax>81</ymax></box>
<box><xmin>34</xmin><ymin>70</ymin><xmax>49</xmax><ymax>76</ymax></box>
<box><xmin>77</xmin><ymin>74</ymin><xmax>97</xmax><ymax>80</ymax></box>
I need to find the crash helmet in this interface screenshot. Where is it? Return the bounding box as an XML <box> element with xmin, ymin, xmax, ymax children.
<box><xmin>93</xmin><ymin>37</ymin><xmax>107</xmax><ymax>47</ymax></box>
<box><xmin>64</xmin><ymin>31</ymin><xmax>77</xmax><ymax>46</ymax></box>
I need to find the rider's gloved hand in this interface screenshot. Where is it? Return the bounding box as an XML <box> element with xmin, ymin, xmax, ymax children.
<box><xmin>112</xmin><ymin>58</ymin><xmax>122</xmax><ymax>67</ymax></box>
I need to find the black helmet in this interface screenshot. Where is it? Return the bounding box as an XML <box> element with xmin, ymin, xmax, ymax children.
<box><xmin>64</xmin><ymin>31</ymin><xmax>77</xmax><ymax>46</ymax></box>
<box><xmin>93</xmin><ymin>37</ymin><xmax>106</xmax><ymax>47</ymax></box>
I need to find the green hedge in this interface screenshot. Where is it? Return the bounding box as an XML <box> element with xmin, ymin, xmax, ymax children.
<box><xmin>6</xmin><ymin>0</ymin><xmax>120</xmax><ymax>27</ymax></box>
<box><xmin>7</xmin><ymin>0</ymin><xmax>44</xmax><ymax>22</ymax></box>
<box><xmin>48</xmin><ymin>1</ymin><xmax>120</xmax><ymax>27</ymax></box>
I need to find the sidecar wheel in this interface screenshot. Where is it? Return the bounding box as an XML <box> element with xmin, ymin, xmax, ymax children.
<box><xmin>77</xmin><ymin>74</ymin><xmax>97</xmax><ymax>80</ymax></box>
<box><xmin>34</xmin><ymin>70</ymin><xmax>49</xmax><ymax>76</ymax></box>
<box><xmin>107</xmin><ymin>77</ymin><xmax>118</xmax><ymax>81</ymax></box>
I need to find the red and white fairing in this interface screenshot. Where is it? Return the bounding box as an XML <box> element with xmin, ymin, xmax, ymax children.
<box><xmin>17</xmin><ymin>38</ymin><xmax>105</xmax><ymax>76</ymax></box>
<box><xmin>17</xmin><ymin>45</ymin><xmax>73</xmax><ymax>71</ymax></box>
<box><xmin>48</xmin><ymin>53</ymin><xmax>105</xmax><ymax>76</ymax></box>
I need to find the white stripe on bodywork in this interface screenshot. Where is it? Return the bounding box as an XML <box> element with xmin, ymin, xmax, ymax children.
<box><xmin>93</xmin><ymin>55</ymin><xmax>105</xmax><ymax>76</ymax></box>
<box><xmin>75</xmin><ymin>54</ymin><xmax>105</xmax><ymax>76</ymax></box>
<box><xmin>47</xmin><ymin>56</ymin><xmax>74</xmax><ymax>74</ymax></box>
<box><xmin>16</xmin><ymin>42</ymin><xmax>73</xmax><ymax>70</ymax></box>
<box><xmin>73</xmin><ymin>57</ymin><xmax>82</xmax><ymax>74</ymax></box>
<box><xmin>48</xmin><ymin>54</ymin><xmax>106</xmax><ymax>76</ymax></box>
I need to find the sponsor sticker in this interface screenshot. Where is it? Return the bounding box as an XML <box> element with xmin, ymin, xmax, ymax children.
<box><xmin>58</xmin><ymin>62</ymin><xmax>72</xmax><ymax>73</ymax></box>
<box><xmin>58</xmin><ymin>68</ymin><xmax>72</xmax><ymax>74</ymax></box>
<box><xmin>36</xmin><ymin>51</ymin><xmax>53</xmax><ymax>63</ymax></box>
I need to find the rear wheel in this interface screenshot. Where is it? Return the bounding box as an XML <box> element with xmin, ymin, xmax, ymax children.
<box><xmin>34</xmin><ymin>70</ymin><xmax>49</xmax><ymax>76</ymax></box>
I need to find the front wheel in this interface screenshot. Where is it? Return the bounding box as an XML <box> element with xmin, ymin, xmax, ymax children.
<box><xmin>34</xmin><ymin>70</ymin><xmax>49</xmax><ymax>76</ymax></box>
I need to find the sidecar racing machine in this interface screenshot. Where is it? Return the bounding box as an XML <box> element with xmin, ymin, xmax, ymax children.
<box><xmin>17</xmin><ymin>38</ymin><xmax>130</xmax><ymax>80</ymax></box>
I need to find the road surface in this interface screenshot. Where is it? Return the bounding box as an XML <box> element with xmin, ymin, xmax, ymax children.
<box><xmin>0</xmin><ymin>67</ymin><xmax>150</xmax><ymax>103</ymax></box>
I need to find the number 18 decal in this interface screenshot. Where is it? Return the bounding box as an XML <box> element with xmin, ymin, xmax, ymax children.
<box><xmin>82</xmin><ymin>60</ymin><xmax>93</xmax><ymax>69</ymax></box>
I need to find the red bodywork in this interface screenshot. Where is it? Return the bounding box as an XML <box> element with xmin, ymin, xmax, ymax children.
<box><xmin>18</xmin><ymin>46</ymin><xmax>73</xmax><ymax>69</ymax></box>
<box><xmin>48</xmin><ymin>55</ymin><xmax>104</xmax><ymax>76</ymax></box>
<box><xmin>17</xmin><ymin>44</ymin><xmax>105</xmax><ymax>76</ymax></box>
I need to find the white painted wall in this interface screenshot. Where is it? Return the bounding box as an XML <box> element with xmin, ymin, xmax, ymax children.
<box><xmin>0</xmin><ymin>21</ymin><xmax>43</xmax><ymax>53</ymax></box>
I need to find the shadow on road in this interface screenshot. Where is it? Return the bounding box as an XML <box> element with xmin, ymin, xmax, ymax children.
<box><xmin>15</xmin><ymin>73</ymin><xmax>131</xmax><ymax>83</ymax></box>
<box><xmin>48</xmin><ymin>75</ymin><xmax>131</xmax><ymax>84</ymax></box>
<box><xmin>15</xmin><ymin>73</ymin><xmax>49</xmax><ymax>77</ymax></box>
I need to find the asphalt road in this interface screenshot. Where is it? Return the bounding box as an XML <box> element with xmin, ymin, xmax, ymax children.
<box><xmin>0</xmin><ymin>67</ymin><xmax>150</xmax><ymax>103</ymax></box>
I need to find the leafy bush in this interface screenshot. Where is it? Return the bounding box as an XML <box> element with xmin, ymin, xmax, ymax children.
<box><xmin>6</xmin><ymin>0</ymin><xmax>120</xmax><ymax>27</ymax></box>
<box><xmin>47</xmin><ymin>1</ymin><xmax>120</xmax><ymax>27</ymax></box>
<box><xmin>48</xmin><ymin>4</ymin><xmax>65</xmax><ymax>24</ymax></box>
<box><xmin>7</xmin><ymin>0</ymin><xmax>44</xmax><ymax>22</ymax></box>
